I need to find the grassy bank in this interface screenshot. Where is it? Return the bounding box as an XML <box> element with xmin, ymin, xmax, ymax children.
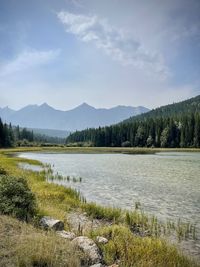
<box><xmin>0</xmin><ymin>148</ymin><xmax>199</xmax><ymax>267</ymax></box>
<box><xmin>1</xmin><ymin>146</ymin><xmax>200</xmax><ymax>155</ymax></box>
<box><xmin>0</xmin><ymin>215</ymin><xmax>86</xmax><ymax>267</ymax></box>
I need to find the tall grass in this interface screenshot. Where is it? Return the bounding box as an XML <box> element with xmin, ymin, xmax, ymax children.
<box><xmin>0</xmin><ymin>215</ymin><xmax>86</xmax><ymax>267</ymax></box>
<box><xmin>90</xmin><ymin>225</ymin><xmax>198</xmax><ymax>267</ymax></box>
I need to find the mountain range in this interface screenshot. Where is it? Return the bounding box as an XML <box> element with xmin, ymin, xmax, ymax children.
<box><xmin>0</xmin><ymin>103</ymin><xmax>149</xmax><ymax>131</ymax></box>
<box><xmin>66</xmin><ymin>95</ymin><xmax>200</xmax><ymax>148</ymax></box>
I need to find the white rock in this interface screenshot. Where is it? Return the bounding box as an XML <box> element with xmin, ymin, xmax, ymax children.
<box><xmin>72</xmin><ymin>236</ymin><xmax>101</xmax><ymax>264</ymax></box>
<box><xmin>90</xmin><ymin>264</ymin><xmax>104</xmax><ymax>267</ymax></box>
<box><xmin>39</xmin><ymin>216</ymin><xmax>64</xmax><ymax>231</ymax></box>
<box><xmin>96</xmin><ymin>236</ymin><xmax>108</xmax><ymax>244</ymax></box>
<box><xmin>57</xmin><ymin>230</ymin><xmax>76</xmax><ymax>240</ymax></box>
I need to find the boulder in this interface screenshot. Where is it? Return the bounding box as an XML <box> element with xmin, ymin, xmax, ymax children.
<box><xmin>96</xmin><ymin>236</ymin><xmax>108</xmax><ymax>244</ymax></box>
<box><xmin>72</xmin><ymin>236</ymin><xmax>101</xmax><ymax>264</ymax></box>
<box><xmin>90</xmin><ymin>264</ymin><xmax>104</xmax><ymax>267</ymax></box>
<box><xmin>57</xmin><ymin>230</ymin><xmax>76</xmax><ymax>240</ymax></box>
<box><xmin>39</xmin><ymin>216</ymin><xmax>64</xmax><ymax>231</ymax></box>
<box><xmin>66</xmin><ymin>212</ymin><xmax>102</xmax><ymax>234</ymax></box>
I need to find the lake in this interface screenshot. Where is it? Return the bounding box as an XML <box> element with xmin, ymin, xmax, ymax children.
<box><xmin>18</xmin><ymin>151</ymin><xmax>200</xmax><ymax>259</ymax></box>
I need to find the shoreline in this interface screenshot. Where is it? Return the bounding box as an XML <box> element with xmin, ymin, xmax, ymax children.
<box><xmin>1</xmin><ymin>146</ymin><xmax>200</xmax><ymax>155</ymax></box>
<box><xmin>0</xmin><ymin>148</ymin><xmax>199</xmax><ymax>266</ymax></box>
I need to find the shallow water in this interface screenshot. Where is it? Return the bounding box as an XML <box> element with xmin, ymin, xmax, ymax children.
<box><xmin>18</xmin><ymin>151</ymin><xmax>200</xmax><ymax>259</ymax></box>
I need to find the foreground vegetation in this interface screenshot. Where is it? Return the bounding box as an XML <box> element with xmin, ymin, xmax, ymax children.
<box><xmin>0</xmin><ymin>215</ymin><xmax>86</xmax><ymax>266</ymax></box>
<box><xmin>0</xmin><ymin>148</ymin><xmax>199</xmax><ymax>266</ymax></box>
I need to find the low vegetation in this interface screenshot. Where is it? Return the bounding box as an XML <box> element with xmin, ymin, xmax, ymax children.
<box><xmin>0</xmin><ymin>175</ymin><xmax>36</xmax><ymax>221</ymax></box>
<box><xmin>0</xmin><ymin>148</ymin><xmax>199</xmax><ymax>267</ymax></box>
<box><xmin>0</xmin><ymin>215</ymin><xmax>86</xmax><ymax>267</ymax></box>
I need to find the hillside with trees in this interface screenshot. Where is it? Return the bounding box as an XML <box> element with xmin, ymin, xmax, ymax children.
<box><xmin>0</xmin><ymin>118</ymin><xmax>65</xmax><ymax>147</ymax></box>
<box><xmin>66</xmin><ymin>95</ymin><xmax>200</xmax><ymax>148</ymax></box>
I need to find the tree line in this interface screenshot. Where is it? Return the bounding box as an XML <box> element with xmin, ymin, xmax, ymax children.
<box><xmin>66</xmin><ymin>112</ymin><xmax>200</xmax><ymax>148</ymax></box>
<box><xmin>0</xmin><ymin>118</ymin><xmax>65</xmax><ymax>147</ymax></box>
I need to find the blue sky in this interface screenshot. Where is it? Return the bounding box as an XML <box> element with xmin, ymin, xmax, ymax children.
<box><xmin>0</xmin><ymin>0</ymin><xmax>199</xmax><ymax>110</ymax></box>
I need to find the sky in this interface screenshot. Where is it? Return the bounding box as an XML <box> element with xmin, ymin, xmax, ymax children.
<box><xmin>0</xmin><ymin>0</ymin><xmax>200</xmax><ymax>111</ymax></box>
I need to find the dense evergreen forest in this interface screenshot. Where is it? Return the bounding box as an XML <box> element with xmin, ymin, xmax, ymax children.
<box><xmin>66</xmin><ymin>95</ymin><xmax>200</xmax><ymax>148</ymax></box>
<box><xmin>0</xmin><ymin>118</ymin><xmax>65</xmax><ymax>147</ymax></box>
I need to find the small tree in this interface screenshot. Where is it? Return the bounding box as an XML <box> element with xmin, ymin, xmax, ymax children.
<box><xmin>121</xmin><ymin>140</ymin><xmax>131</xmax><ymax>147</ymax></box>
<box><xmin>0</xmin><ymin>176</ymin><xmax>36</xmax><ymax>221</ymax></box>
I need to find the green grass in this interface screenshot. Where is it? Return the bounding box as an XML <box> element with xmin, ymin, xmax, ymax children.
<box><xmin>90</xmin><ymin>225</ymin><xmax>198</xmax><ymax>267</ymax></box>
<box><xmin>0</xmin><ymin>148</ymin><xmax>199</xmax><ymax>267</ymax></box>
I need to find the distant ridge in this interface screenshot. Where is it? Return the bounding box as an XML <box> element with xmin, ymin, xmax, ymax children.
<box><xmin>66</xmin><ymin>95</ymin><xmax>200</xmax><ymax>148</ymax></box>
<box><xmin>122</xmin><ymin>95</ymin><xmax>200</xmax><ymax>124</ymax></box>
<box><xmin>0</xmin><ymin>103</ymin><xmax>149</xmax><ymax>132</ymax></box>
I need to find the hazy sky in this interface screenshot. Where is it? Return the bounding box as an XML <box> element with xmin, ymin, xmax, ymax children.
<box><xmin>0</xmin><ymin>0</ymin><xmax>200</xmax><ymax>110</ymax></box>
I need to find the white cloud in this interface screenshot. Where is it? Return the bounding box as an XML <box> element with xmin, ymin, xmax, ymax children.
<box><xmin>57</xmin><ymin>11</ymin><xmax>169</xmax><ymax>79</ymax></box>
<box><xmin>0</xmin><ymin>49</ymin><xmax>60</xmax><ymax>76</ymax></box>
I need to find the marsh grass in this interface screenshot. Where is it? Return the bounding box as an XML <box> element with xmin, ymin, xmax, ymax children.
<box><xmin>82</xmin><ymin>202</ymin><xmax>122</xmax><ymax>221</ymax></box>
<box><xmin>44</xmin><ymin>165</ymin><xmax>83</xmax><ymax>183</ymax></box>
<box><xmin>2</xmin><ymin>146</ymin><xmax>200</xmax><ymax>156</ymax></box>
<box><xmin>90</xmin><ymin>225</ymin><xmax>198</xmax><ymax>267</ymax></box>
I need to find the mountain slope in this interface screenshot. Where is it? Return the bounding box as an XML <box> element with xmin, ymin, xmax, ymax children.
<box><xmin>123</xmin><ymin>95</ymin><xmax>200</xmax><ymax>124</ymax></box>
<box><xmin>0</xmin><ymin>103</ymin><xmax>149</xmax><ymax>131</ymax></box>
<box><xmin>66</xmin><ymin>95</ymin><xmax>200</xmax><ymax>148</ymax></box>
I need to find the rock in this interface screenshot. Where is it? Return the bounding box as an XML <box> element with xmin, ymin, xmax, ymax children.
<box><xmin>39</xmin><ymin>216</ymin><xmax>64</xmax><ymax>231</ymax></box>
<box><xmin>66</xmin><ymin>212</ymin><xmax>110</xmax><ymax>235</ymax></box>
<box><xmin>72</xmin><ymin>236</ymin><xmax>101</xmax><ymax>264</ymax></box>
<box><xmin>96</xmin><ymin>236</ymin><xmax>108</xmax><ymax>244</ymax></box>
<box><xmin>66</xmin><ymin>212</ymin><xmax>101</xmax><ymax>234</ymax></box>
<box><xmin>108</xmin><ymin>265</ymin><xmax>119</xmax><ymax>267</ymax></box>
<box><xmin>90</xmin><ymin>264</ymin><xmax>104</xmax><ymax>267</ymax></box>
<box><xmin>57</xmin><ymin>230</ymin><xmax>76</xmax><ymax>240</ymax></box>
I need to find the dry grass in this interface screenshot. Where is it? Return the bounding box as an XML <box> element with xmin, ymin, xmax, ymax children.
<box><xmin>0</xmin><ymin>215</ymin><xmax>87</xmax><ymax>267</ymax></box>
<box><xmin>1</xmin><ymin>146</ymin><xmax>200</xmax><ymax>155</ymax></box>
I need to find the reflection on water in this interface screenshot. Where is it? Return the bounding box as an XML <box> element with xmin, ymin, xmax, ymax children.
<box><xmin>18</xmin><ymin>151</ymin><xmax>200</xmax><ymax>259</ymax></box>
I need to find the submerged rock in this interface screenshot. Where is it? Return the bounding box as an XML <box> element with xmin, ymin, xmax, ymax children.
<box><xmin>39</xmin><ymin>216</ymin><xmax>64</xmax><ymax>231</ymax></box>
<box><xmin>56</xmin><ymin>230</ymin><xmax>76</xmax><ymax>240</ymax></box>
<box><xmin>72</xmin><ymin>236</ymin><xmax>102</xmax><ymax>264</ymax></box>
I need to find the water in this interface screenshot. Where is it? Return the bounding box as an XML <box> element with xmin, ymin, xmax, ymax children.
<box><xmin>18</xmin><ymin>151</ymin><xmax>200</xmax><ymax>259</ymax></box>
<box><xmin>18</xmin><ymin>162</ymin><xmax>43</xmax><ymax>172</ymax></box>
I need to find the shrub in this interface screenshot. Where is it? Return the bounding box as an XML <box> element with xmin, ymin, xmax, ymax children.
<box><xmin>0</xmin><ymin>167</ymin><xmax>7</xmax><ymax>175</ymax></box>
<box><xmin>121</xmin><ymin>141</ymin><xmax>131</xmax><ymax>147</ymax></box>
<box><xmin>0</xmin><ymin>175</ymin><xmax>36</xmax><ymax>221</ymax></box>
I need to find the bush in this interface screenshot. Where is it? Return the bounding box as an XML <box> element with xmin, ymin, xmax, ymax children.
<box><xmin>121</xmin><ymin>141</ymin><xmax>131</xmax><ymax>147</ymax></box>
<box><xmin>0</xmin><ymin>175</ymin><xmax>36</xmax><ymax>221</ymax></box>
<box><xmin>0</xmin><ymin>167</ymin><xmax>7</xmax><ymax>175</ymax></box>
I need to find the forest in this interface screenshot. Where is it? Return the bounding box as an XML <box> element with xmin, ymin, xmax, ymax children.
<box><xmin>0</xmin><ymin>118</ymin><xmax>64</xmax><ymax>147</ymax></box>
<box><xmin>66</xmin><ymin>96</ymin><xmax>200</xmax><ymax>148</ymax></box>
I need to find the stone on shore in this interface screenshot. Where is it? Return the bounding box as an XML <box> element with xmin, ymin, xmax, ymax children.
<box><xmin>72</xmin><ymin>236</ymin><xmax>102</xmax><ymax>264</ymax></box>
<box><xmin>39</xmin><ymin>216</ymin><xmax>64</xmax><ymax>231</ymax></box>
<box><xmin>56</xmin><ymin>230</ymin><xmax>76</xmax><ymax>240</ymax></box>
<box><xmin>89</xmin><ymin>264</ymin><xmax>104</xmax><ymax>267</ymax></box>
<box><xmin>96</xmin><ymin>236</ymin><xmax>108</xmax><ymax>244</ymax></box>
